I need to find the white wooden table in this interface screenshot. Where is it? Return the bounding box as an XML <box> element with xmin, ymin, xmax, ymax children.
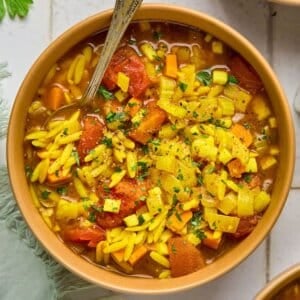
<box><xmin>0</xmin><ymin>1</ymin><xmax>300</xmax><ymax>299</ymax></box>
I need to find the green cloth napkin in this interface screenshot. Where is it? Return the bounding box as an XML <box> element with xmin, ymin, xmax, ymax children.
<box><xmin>0</xmin><ymin>62</ymin><xmax>121</xmax><ymax>300</ymax></box>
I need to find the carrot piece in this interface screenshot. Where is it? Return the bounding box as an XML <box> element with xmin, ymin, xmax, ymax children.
<box><xmin>168</xmin><ymin>237</ymin><xmax>205</xmax><ymax>277</ymax></box>
<box><xmin>164</xmin><ymin>54</ymin><xmax>178</xmax><ymax>79</ymax></box>
<box><xmin>128</xmin><ymin>245</ymin><xmax>148</xmax><ymax>265</ymax></box>
<box><xmin>203</xmin><ymin>230</ymin><xmax>222</xmax><ymax>250</ymax></box>
<box><xmin>166</xmin><ymin>210</ymin><xmax>193</xmax><ymax>233</ymax></box>
<box><xmin>47</xmin><ymin>170</ymin><xmax>71</xmax><ymax>184</ymax></box>
<box><xmin>227</xmin><ymin>158</ymin><xmax>246</xmax><ymax>178</ymax></box>
<box><xmin>45</xmin><ymin>86</ymin><xmax>65</xmax><ymax>110</ymax></box>
<box><xmin>129</xmin><ymin>107</ymin><xmax>167</xmax><ymax>144</ymax></box>
<box><xmin>231</xmin><ymin>123</ymin><xmax>253</xmax><ymax>147</ymax></box>
<box><xmin>111</xmin><ymin>249</ymin><xmax>125</xmax><ymax>263</ymax></box>
<box><xmin>124</xmin><ymin>98</ymin><xmax>143</xmax><ymax>117</ymax></box>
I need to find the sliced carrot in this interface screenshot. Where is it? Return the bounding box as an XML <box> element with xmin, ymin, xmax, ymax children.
<box><xmin>231</xmin><ymin>123</ymin><xmax>253</xmax><ymax>147</ymax></box>
<box><xmin>47</xmin><ymin>170</ymin><xmax>71</xmax><ymax>184</ymax></box>
<box><xmin>129</xmin><ymin>107</ymin><xmax>167</xmax><ymax>144</ymax></box>
<box><xmin>227</xmin><ymin>158</ymin><xmax>246</xmax><ymax>178</ymax></box>
<box><xmin>203</xmin><ymin>230</ymin><xmax>222</xmax><ymax>250</ymax></box>
<box><xmin>164</xmin><ymin>54</ymin><xmax>178</xmax><ymax>79</ymax></box>
<box><xmin>111</xmin><ymin>249</ymin><xmax>125</xmax><ymax>263</ymax></box>
<box><xmin>168</xmin><ymin>237</ymin><xmax>205</xmax><ymax>277</ymax></box>
<box><xmin>45</xmin><ymin>86</ymin><xmax>65</xmax><ymax>110</ymax></box>
<box><xmin>124</xmin><ymin>98</ymin><xmax>143</xmax><ymax>117</ymax></box>
<box><xmin>128</xmin><ymin>245</ymin><xmax>148</xmax><ymax>265</ymax></box>
<box><xmin>166</xmin><ymin>210</ymin><xmax>193</xmax><ymax>233</ymax></box>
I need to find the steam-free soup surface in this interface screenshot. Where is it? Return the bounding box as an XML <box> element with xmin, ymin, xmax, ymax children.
<box><xmin>24</xmin><ymin>22</ymin><xmax>279</xmax><ymax>278</ymax></box>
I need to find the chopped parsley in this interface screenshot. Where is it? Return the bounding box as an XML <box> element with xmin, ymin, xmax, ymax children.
<box><xmin>56</xmin><ymin>186</ymin><xmax>67</xmax><ymax>195</ymax></box>
<box><xmin>171</xmin><ymin>244</ymin><xmax>177</xmax><ymax>254</ymax></box>
<box><xmin>179</xmin><ymin>82</ymin><xmax>188</xmax><ymax>92</ymax></box>
<box><xmin>190</xmin><ymin>211</ymin><xmax>202</xmax><ymax>227</ymax></box>
<box><xmin>101</xmin><ymin>136</ymin><xmax>113</xmax><ymax>148</ymax></box>
<box><xmin>105</xmin><ymin>112</ymin><xmax>125</xmax><ymax>123</ymax></box>
<box><xmin>194</xmin><ymin>229</ymin><xmax>206</xmax><ymax>240</ymax></box>
<box><xmin>153</xmin><ymin>31</ymin><xmax>162</xmax><ymax>41</ymax></box>
<box><xmin>173</xmin><ymin>187</ymin><xmax>180</xmax><ymax>193</ymax></box>
<box><xmin>88</xmin><ymin>211</ymin><xmax>96</xmax><ymax>222</ymax></box>
<box><xmin>171</xmin><ymin>124</ymin><xmax>177</xmax><ymax>131</ymax></box>
<box><xmin>114</xmin><ymin>166</ymin><xmax>122</xmax><ymax>173</ymax></box>
<box><xmin>137</xmin><ymin>161</ymin><xmax>149</xmax><ymax>180</ymax></box>
<box><xmin>25</xmin><ymin>165</ymin><xmax>32</xmax><ymax>178</ymax></box>
<box><xmin>103</xmin><ymin>185</ymin><xmax>110</xmax><ymax>194</ymax></box>
<box><xmin>150</xmin><ymin>138</ymin><xmax>161</xmax><ymax>146</ymax></box>
<box><xmin>175</xmin><ymin>211</ymin><xmax>182</xmax><ymax>222</ymax></box>
<box><xmin>177</xmin><ymin>172</ymin><xmax>184</xmax><ymax>181</ymax></box>
<box><xmin>62</xmin><ymin>128</ymin><xmax>68</xmax><ymax>136</ymax></box>
<box><xmin>192</xmin><ymin>111</ymin><xmax>199</xmax><ymax>118</ymax></box>
<box><xmin>98</xmin><ymin>85</ymin><xmax>114</xmax><ymax>100</ymax></box>
<box><xmin>41</xmin><ymin>190</ymin><xmax>51</xmax><ymax>199</ymax></box>
<box><xmin>228</xmin><ymin>74</ymin><xmax>239</xmax><ymax>84</ymax></box>
<box><xmin>141</xmin><ymin>144</ymin><xmax>149</xmax><ymax>154</ymax></box>
<box><xmin>71</xmin><ymin>149</ymin><xmax>80</xmax><ymax>166</ymax></box>
<box><xmin>196</xmin><ymin>70</ymin><xmax>212</xmax><ymax>86</ymax></box>
<box><xmin>138</xmin><ymin>214</ymin><xmax>145</xmax><ymax>225</ymax></box>
<box><xmin>244</xmin><ymin>173</ymin><xmax>252</xmax><ymax>183</ymax></box>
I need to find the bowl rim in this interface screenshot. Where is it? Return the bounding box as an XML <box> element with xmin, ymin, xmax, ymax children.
<box><xmin>7</xmin><ymin>3</ymin><xmax>295</xmax><ymax>294</ymax></box>
<box><xmin>255</xmin><ymin>264</ymin><xmax>300</xmax><ymax>299</ymax></box>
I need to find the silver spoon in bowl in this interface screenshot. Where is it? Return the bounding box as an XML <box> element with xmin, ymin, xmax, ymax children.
<box><xmin>44</xmin><ymin>0</ymin><xmax>143</xmax><ymax>124</ymax></box>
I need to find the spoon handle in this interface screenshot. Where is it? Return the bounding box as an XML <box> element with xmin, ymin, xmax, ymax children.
<box><xmin>82</xmin><ymin>0</ymin><xmax>143</xmax><ymax>105</ymax></box>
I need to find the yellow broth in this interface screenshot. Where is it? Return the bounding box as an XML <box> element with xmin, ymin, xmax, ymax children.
<box><xmin>23</xmin><ymin>22</ymin><xmax>279</xmax><ymax>278</ymax></box>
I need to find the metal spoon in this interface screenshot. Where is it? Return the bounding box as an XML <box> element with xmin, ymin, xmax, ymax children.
<box><xmin>45</xmin><ymin>0</ymin><xmax>143</xmax><ymax>123</ymax></box>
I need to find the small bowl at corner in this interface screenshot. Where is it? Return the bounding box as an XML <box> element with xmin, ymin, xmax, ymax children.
<box><xmin>6</xmin><ymin>3</ymin><xmax>295</xmax><ymax>295</ymax></box>
<box><xmin>255</xmin><ymin>264</ymin><xmax>300</xmax><ymax>299</ymax></box>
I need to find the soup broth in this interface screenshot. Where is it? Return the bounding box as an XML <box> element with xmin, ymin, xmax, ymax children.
<box><xmin>24</xmin><ymin>22</ymin><xmax>279</xmax><ymax>278</ymax></box>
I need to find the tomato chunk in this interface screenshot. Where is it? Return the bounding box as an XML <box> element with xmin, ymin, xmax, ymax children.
<box><xmin>168</xmin><ymin>237</ymin><xmax>205</xmax><ymax>277</ymax></box>
<box><xmin>229</xmin><ymin>56</ymin><xmax>263</xmax><ymax>94</ymax></box>
<box><xmin>230</xmin><ymin>215</ymin><xmax>261</xmax><ymax>239</ymax></box>
<box><xmin>63</xmin><ymin>226</ymin><xmax>106</xmax><ymax>247</ymax></box>
<box><xmin>102</xmin><ymin>46</ymin><xmax>150</xmax><ymax>98</ymax></box>
<box><xmin>96</xmin><ymin>179</ymin><xmax>150</xmax><ymax>228</ymax></box>
<box><xmin>77</xmin><ymin>116</ymin><xmax>104</xmax><ymax>161</ymax></box>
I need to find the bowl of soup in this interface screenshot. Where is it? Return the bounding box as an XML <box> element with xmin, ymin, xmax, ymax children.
<box><xmin>255</xmin><ymin>264</ymin><xmax>300</xmax><ymax>299</ymax></box>
<box><xmin>7</xmin><ymin>3</ymin><xmax>295</xmax><ymax>294</ymax></box>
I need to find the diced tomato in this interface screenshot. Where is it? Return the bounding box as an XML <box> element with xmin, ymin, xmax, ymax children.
<box><xmin>230</xmin><ymin>215</ymin><xmax>261</xmax><ymax>239</ymax></box>
<box><xmin>63</xmin><ymin>226</ymin><xmax>106</xmax><ymax>247</ymax></box>
<box><xmin>102</xmin><ymin>46</ymin><xmax>150</xmax><ymax>98</ymax></box>
<box><xmin>229</xmin><ymin>56</ymin><xmax>263</xmax><ymax>94</ymax></box>
<box><xmin>77</xmin><ymin>116</ymin><xmax>104</xmax><ymax>161</ymax></box>
<box><xmin>247</xmin><ymin>174</ymin><xmax>262</xmax><ymax>189</ymax></box>
<box><xmin>96</xmin><ymin>179</ymin><xmax>150</xmax><ymax>228</ymax></box>
<box><xmin>168</xmin><ymin>237</ymin><xmax>205</xmax><ymax>277</ymax></box>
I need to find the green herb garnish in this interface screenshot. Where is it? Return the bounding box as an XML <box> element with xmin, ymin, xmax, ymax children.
<box><xmin>153</xmin><ymin>31</ymin><xmax>162</xmax><ymax>41</ymax></box>
<box><xmin>0</xmin><ymin>0</ymin><xmax>33</xmax><ymax>21</ymax></box>
<box><xmin>228</xmin><ymin>74</ymin><xmax>239</xmax><ymax>84</ymax></box>
<box><xmin>101</xmin><ymin>136</ymin><xmax>113</xmax><ymax>148</ymax></box>
<box><xmin>98</xmin><ymin>85</ymin><xmax>114</xmax><ymax>100</ymax></box>
<box><xmin>105</xmin><ymin>112</ymin><xmax>125</xmax><ymax>123</ymax></box>
<box><xmin>196</xmin><ymin>70</ymin><xmax>212</xmax><ymax>86</ymax></box>
<box><xmin>179</xmin><ymin>82</ymin><xmax>188</xmax><ymax>92</ymax></box>
<box><xmin>41</xmin><ymin>190</ymin><xmax>51</xmax><ymax>199</ymax></box>
<box><xmin>56</xmin><ymin>186</ymin><xmax>67</xmax><ymax>195</ymax></box>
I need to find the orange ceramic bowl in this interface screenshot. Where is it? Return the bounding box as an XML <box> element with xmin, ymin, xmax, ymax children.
<box><xmin>255</xmin><ymin>264</ymin><xmax>300</xmax><ymax>299</ymax></box>
<box><xmin>7</xmin><ymin>4</ymin><xmax>295</xmax><ymax>294</ymax></box>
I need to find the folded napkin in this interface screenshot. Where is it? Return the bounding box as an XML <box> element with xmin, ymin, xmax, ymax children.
<box><xmin>0</xmin><ymin>63</ymin><xmax>122</xmax><ymax>300</ymax></box>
